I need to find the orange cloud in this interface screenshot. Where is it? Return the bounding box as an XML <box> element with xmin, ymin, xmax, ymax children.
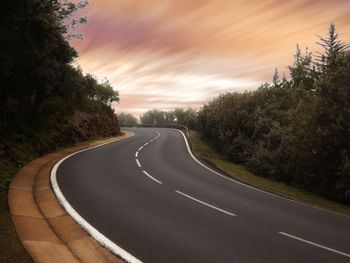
<box><xmin>70</xmin><ymin>0</ymin><xmax>350</xmax><ymax>116</ymax></box>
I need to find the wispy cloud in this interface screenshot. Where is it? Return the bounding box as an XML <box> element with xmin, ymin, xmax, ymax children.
<box><xmin>71</xmin><ymin>0</ymin><xmax>350</xmax><ymax>116</ymax></box>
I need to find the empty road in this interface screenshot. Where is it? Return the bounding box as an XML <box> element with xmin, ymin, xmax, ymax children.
<box><xmin>54</xmin><ymin>128</ymin><xmax>350</xmax><ymax>263</ymax></box>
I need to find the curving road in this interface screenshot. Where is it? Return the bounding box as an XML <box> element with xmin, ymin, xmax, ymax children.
<box><xmin>55</xmin><ymin>128</ymin><xmax>350</xmax><ymax>263</ymax></box>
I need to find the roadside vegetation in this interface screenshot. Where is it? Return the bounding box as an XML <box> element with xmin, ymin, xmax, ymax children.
<box><xmin>0</xmin><ymin>1</ymin><xmax>120</xmax><ymax>261</ymax></box>
<box><xmin>189</xmin><ymin>131</ymin><xmax>350</xmax><ymax>216</ymax></box>
<box><xmin>0</xmin><ymin>0</ymin><xmax>121</xmax><ymax>191</ymax></box>
<box><xmin>196</xmin><ymin>24</ymin><xmax>350</xmax><ymax>205</ymax></box>
<box><xmin>118</xmin><ymin>112</ymin><xmax>138</xmax><ymax>127</ymax></box>
<box><xmin>141</xmin><ymin>24</ymin><xmax>350</xmax><ymax>208</ymax></box>
<box><xmin>140</xmin><ymin>108</ymin><xmax>197</xmax><ymax>130</ymax></box>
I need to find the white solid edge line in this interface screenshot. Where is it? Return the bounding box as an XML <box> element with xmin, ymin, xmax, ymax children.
<box><xmin>136</xmin><ymin>159</ymin><xmax>141</xmax><ymax>167</ymax></box>
<box><xmin>175</xmin><ymin>129</ymin><xmax>350</xmax><ymax>219</ymax></box>
<box><xmin>175</xmin><ymin>190</ymin><xmax>236</xmax><ymax>217</ymax></box>
<box><xmin>176</xmin><ymin>129</ymin><xmax>275</xmax><ymax>195</ymax></box>
<box><xmin>279</xmin><ymin>232</ymin><xmax>350</xmax><ymax>258</ymax></box>
<box><xmin>50</xmin><ymin>133</ymin><xmax>143</xmax><ymax>263</ymax></box>
<box><xmin>138</xmin><ymin>146</ymin><xmax>143</xmax><ymax>151</ymax></box>
<box><xmin>142</xmin><ymin>170</ymin><xmax>163</xmax><ymax>184</ymax></box>
<box><xmin>135</xmin><ymin>151</ymin><xmax>138</xmax><ymax>158</ymax></box>
<box><xmin>144</xmin><ymin>142</ymin><xmax>149</xmax><ymax>146</ymax></box>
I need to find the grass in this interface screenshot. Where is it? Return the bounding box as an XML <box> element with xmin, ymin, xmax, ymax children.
<box><xmin>0</xmin><ymin>147</ymin><xmax>35</xmax><ymax>262</ymax></box>
<box><xmin>0</xmin><ymin>138</ymin><xmax>38</xmax><ymax>262</ymax></box>
<box><xmin>0</xmin><ymin>190</ymin><xmax>34</xmax><ymax>263</ymax></box>
<box><xmin>188</xmin><ymin>131</ymin><xmax>350</xmax><ymax>217</ymax></box>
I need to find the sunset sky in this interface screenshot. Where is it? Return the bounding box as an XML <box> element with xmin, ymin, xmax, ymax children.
<box><xmin>70</xmin><ymin>0</ymin><xmax>350</xmax><ymax>116</ymax></box>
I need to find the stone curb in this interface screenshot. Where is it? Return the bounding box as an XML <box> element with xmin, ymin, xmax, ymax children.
<box><xmin>8</xmin><ymin>133</ymin><xmax>133</xmax><ymax>263</ymax></box>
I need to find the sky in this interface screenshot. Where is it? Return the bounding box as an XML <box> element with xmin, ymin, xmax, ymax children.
<box><xmin>70</xmin><ymin>0</ymin><xmax>350</xmax><ymax>116</ymax></box>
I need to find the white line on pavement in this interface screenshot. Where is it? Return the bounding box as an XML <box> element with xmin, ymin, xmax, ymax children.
<box><xmin>142</xmin><ymin>170</ymin><xmax>163</xmax><ymax>184</ymax></box>
<box><xmin>175</xmin><ymin>190</ymin><xmax>236</xmax><ymax>217</ymax></box>
<box><xmin>176</xmin><ymin>129</ymin><xmax>350</xmax><ymax>219</ymax></box>
<box><xmin>135</xmin><ymin>132</ymin><xmax>161</xmax><ymax>167</ymax></box>
<box><xmin>279</xmin><ymin>232</ymin><xmax>350</xmax><ymax>258</ymax></box>
<box><xmin>51</xmin><ymin>132</ymin><xmax>143</xmax><ymax>263</ymax></box>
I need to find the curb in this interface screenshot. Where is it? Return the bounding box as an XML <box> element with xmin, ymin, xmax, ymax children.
<box><xmin>8</xmin><ymin>132</ymin><xmax>133</xmax><ymax>263</ymax></box>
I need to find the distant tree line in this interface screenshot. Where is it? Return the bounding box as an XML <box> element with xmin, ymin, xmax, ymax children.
<box><xmin>0</xmin><ymin>0</ymin><xmax>119</xmax><ymax>132</ymax></box>
<box><xmin>140</xmin><ymin>108</ymin><xmax>197</xmax><ymax>130</ymax></box>
<box><xmin>197</xmin><ymin>24</ymin><xmax>350</xmax><ymax>203</ymax></box>
<box><xmin>117</xmin><ymin>112</ymin><xmax>138</xmax><ymax>127</ymax></box>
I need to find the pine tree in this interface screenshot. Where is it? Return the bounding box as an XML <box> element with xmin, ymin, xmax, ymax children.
<box><xmin>272</xmin><ymin>68</ymin><xmax>280</xmax><ymax>86</ymax></box>
<box><xmin>288</xmin><ymin>44</ymin><xmax>314</xmax><ymax>89</ymax></box>
<box><xmin>316</xmin><ymin>23</ymin><xmax>350</xmax><ymax>72</ymax></box>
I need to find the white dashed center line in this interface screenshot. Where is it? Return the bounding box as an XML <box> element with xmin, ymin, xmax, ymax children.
<box><xmin>175</xmin><ymin>190</ymin><xmax>236</xmax><ymax>217</ymax></box>
<box><xmin>142</xmin><ymin>170</ymin><xmax>163</xmax><ymax>184</ymax></box>
<box><xmin>134</xmin><ymin>131</ymin><xmax>163</xmax><ymax>184</ymax></box>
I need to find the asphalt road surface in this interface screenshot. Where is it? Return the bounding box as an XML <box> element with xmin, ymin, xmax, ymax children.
<box><xmin>55</xmin><ymin>128</ymin><xmax>350</xmax><ymax>263</ymax></box>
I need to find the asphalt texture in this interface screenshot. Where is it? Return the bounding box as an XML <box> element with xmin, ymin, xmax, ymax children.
<box><xmin>56</xmin><ymin>128</ymin><xmax>350</xmax><ymax>263</ymax></box>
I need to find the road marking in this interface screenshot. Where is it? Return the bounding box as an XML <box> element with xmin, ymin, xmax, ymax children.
<box><xmin>279</xmin><ymin>232</ymin><xmax>350</xmax><ymax>258</ymax></box>
<box><xmin>51</xmin><ymin>132</ymin><xmax>143</xmax><ymax>263</ymax></box>
<box><xmin>135</xmin><ymin>132</ymin><xmax>160</xmax><ymax>165</ymax></box>
<box><xmin>142</xmin><ymin>170</ymin><xmax>163</xmax><ymax>184</ymax></box>
<box><xmin>175</xmin><ymin>190</ymin><xmax>236</xmax><ymax>217</ymax></box>
<box><xmin>176</xmin><ymin>130</ymin><xmax>350</xmax><ymax>219</ymax></box>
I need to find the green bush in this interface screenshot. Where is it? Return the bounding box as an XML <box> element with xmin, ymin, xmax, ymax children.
<box><xmin>197</xmin><ymin>25</ymin><xmax>350</xmax><ymax>203</ymax></box>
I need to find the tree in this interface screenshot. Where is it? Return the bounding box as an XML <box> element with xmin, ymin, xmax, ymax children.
<box><xmin>183</xmin><ymin>108</ymin><xmax>198</xmax><ymax>130</ymax></box>
<box><xmin>197</xmin><ymin>24</ymin><xmax>350</xmax><ymax>203</ymax></box>
<box><xmin>140</xmin><ymin>108</ymin><xmax>198</xmax><ymax>129</ymax></box>
<box><xmin>93</xmin><ymin>80</ymin><xmax>119</xmax><ymax>106</ymax></box>
<box><xmin>316</xmin><ymin>23</ymin><xmax>350</xmax><ymax>73</ymax></box>
<box><xmin>272</xmin><ymin>68</ymin><xmax>280</xmax><ymax>86</ymax></box>
<box><xmin>173</xmin><ymin>108</ymin><xmax>186</xmax><ymax>123</ymax></box>
<box><xmin>140</xmin><ymin>109</ymin><xmax>166</xmax><ymax>125</ymax></box>
<box><xmin>0</xmin><ymin>0</ymin><xmax>119</xmax><ymax>132</ymax></box>
<box><xmin>53</xmin><ymin>0</ymin><xmax>88</xmax><ymax>39</ymax></box>
<box><xmin>0</xmin><ymin>0</ymin><xmax>87</xmax><ymax>128</ymax></box>
<box><xmin>288</xmin><ymin>45</ymin><xmax>315</xmax><ymax>90</ymax></box>
<box><xmin>117</xmin><ymin>112</ymin><xmax>138</xmax><ymax>127</ymax></box>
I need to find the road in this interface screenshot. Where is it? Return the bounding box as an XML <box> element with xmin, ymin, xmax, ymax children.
<box><xmin>55</xmin><ymin>128</ymin><xmax>350</xmax><ymax>263</ymax></box>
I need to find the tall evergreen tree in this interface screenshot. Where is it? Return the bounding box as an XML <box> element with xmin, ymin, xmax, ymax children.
<box><xmin>288</xmin><ymin>45</ymin><xmax>314</xmax><ymax>89</ymax></box>
<box><xmin>272</xmin><ymin>68</ymin><xmax>280</xmax><ymax>86</ymax></box>
<box><xmin>316</xmin><ymin>23</ymin><xmax>350</xmax><ymax>72</ymax></box>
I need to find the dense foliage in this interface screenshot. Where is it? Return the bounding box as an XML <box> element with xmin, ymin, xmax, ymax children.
<box><xmin>140</xmin><ymin>108</ymin><xmax>197</xmax><ymax>130</ymax></box>
<box><xmin>197</xmin><ymin>24</ymin><xmax>350</xmax><ymax>203</ymax></box>
<box><xmin>0</xmin><ymin>0</ymin><xmax>119</xmax><ymax>132</ymax></box>
<box><xmin>0</xmin><ymin>0</ymin><xmax>121</xmax><ymax>191</ymax></box>
<box><xmin>117</xmin><ymin>112</ymin><xmax>138</xmax><ymax>127</ymax></box>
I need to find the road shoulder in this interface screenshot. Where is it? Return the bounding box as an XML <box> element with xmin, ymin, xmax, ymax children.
<box><xmin>8</xmin><ymin>133</ymin><xmax>133</xmax><ymax>263</ymax></box>
<box><xmin>187</xmin><ymin>131</ymin><xmax>350</xmax><ymax>217</ymax></box>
